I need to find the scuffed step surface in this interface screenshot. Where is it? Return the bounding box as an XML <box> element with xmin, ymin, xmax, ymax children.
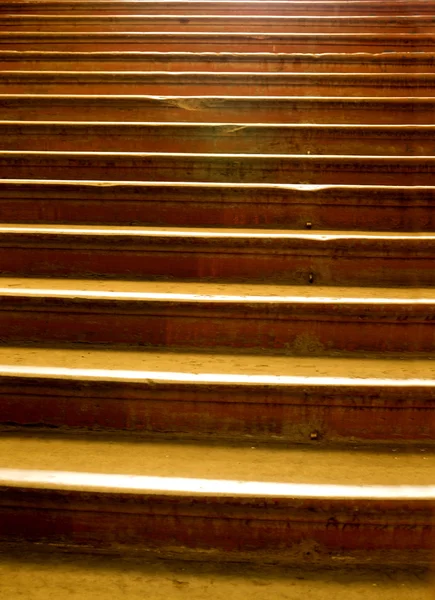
<box><xmin>2</xmin><ymin>51</ymin><xmax>435</xmax><ymax>73</ymax></box>
<box><xmin>4</xmin><ymin>71</ymin><xmax>435</xmax><ymax>96</ymax></box>
<box><xmin>0</xmin><ymin>551</ymin><xmax>430</xmax><ymax>600</ymax></box>
<box><xmin>2</xmin><ymin>32</ymin><xmax>435</xmax><ymax>53</ymax></box>
<box><xmin>0</xmin><ymin>345</ymin><xmax>434</xmax><ymax>443</ymax></box>
<box><xmin>3</xmin><ymin>95</ymin><xmax>435</xmax><ymax>124</ymax></box>
<box><xmin>0</xmin><ymin>432</ymin><xmax>434</xmax><ymax>485</ymax></box>
<box><xmin>4</xmin><ymin>15</ymin><xmax>435</xmax><ymax>34</ymax></box>
<box><xmin>0</xmin><ymin>344</ymin><xmax>433</xmax><ymax>381</ymax></box>
<box><xmin>0</xmin><ymin>180</ymin><xmax>434</xmax><ymax>231</ymax></box>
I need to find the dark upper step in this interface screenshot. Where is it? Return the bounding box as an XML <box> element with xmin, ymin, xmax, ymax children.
<box><xmin>3</xmin><ymin>121</ymin><xmax>435</xmax><ymax>155</ymax></box>
<box><xmin>4</xmin><ymin>0</ymin><xmax>435</xmax><ymax>16</ymax></box>
<box><xmin>1</xmin><ymin>180</ymin><xmax>434</xmax><ymax>231</ymax></box>
<box><xmin>2</xmin><ymin>51</ymin><xmax>435</xmax><ymax>73</ymax></box>
<box><xmin>2</xmin><ymin>94</ymin><xmax>434</xmax><ymax>124</ymax></box>
<box><xmin>3</xmin><ymin>71</ymin><xmax>435</xmax><ymax>96</ymax></box>
<box><xmin>0</xmin><ymin>225</ymin><xmax>433</xmax><ymax>286</ymax></box>
<box><xmin>2</xmin><ymin>151</ymin><xmax>435</xmax><ymax>185</ymax></box>
<box><xmin>3</xmin><ymin>15</ymin><xmax>435</xmax><ymax>34</ymax></box>
<box><xmin>1</xmin><ymin>32</ymin><xmax>435</xmax><ymax>53</ymax></box>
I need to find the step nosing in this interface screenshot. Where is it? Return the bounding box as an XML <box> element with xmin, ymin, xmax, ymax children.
<box><xmin>1</xmin><ymin>365</ymin><xmax>434</xmax><ymax>388</ymax></box>
<box><xmin>1</xmin><ymin>468</ymin><xmax>435</xmax><ymax>500</ymax></box>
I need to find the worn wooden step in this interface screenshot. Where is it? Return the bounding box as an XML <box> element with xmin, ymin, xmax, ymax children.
<box><xmin>2</xmin><ymin>94</ymin><xmax>434</xmax><ymax>124</ymax></box>
<box><xmin>1</xmin><ymin>32</ymin><xmax>434</xmax><ymax>53</ymax></box>
<box><xmin>3</xmin><ymin>71</ymin><xmax>435</xmax><ymax>96</ymax></box>
<box><xmin>0</xmin><ymin>434</ymin><xmax>434</xmax><ymax>564</ymax></box>
<box><xmin>0</xmin><ymin>552</ymin><xmax>429</xmax><ymax>600</ymax></box>
<box><xmin>3</xmin><ymin>51</ymin><xmax>435</xmax><ymax>73</ymax></box>
<box><xmin>0</xmin><ymin>278</ymin><xmax>432</xmax><ymax>353</ymax></box>
<box><xmin>1</xmin><ymin>180</ymin><xmax>434</xmax><ymax>231</ymax></box>
<box><xmin>0</xmin><ymin>225</ymin><xmax>433</xmax><ymax>287</ymax></box>
<box><xmin>3</xmin><ymin>15</ymin><xmax>435</xmax><ymax>34</ymax></box>
<box><xmin>4</xmin><ymin>122</ymin><xmax>435</xmax><ymax>156</ymax></box>
<box><xmin>1</xmin><ymin>346</ymin><xmax>434</xmax><ymax>444</ymax></box>
<box><xmin>1</xmin><ymin>151</ymin><xmax>435</xmax><ymax>185</ymax></box>
<box><xmin>4</xmin><ymin>1</ymin><xmax>435</xmax><ymax>16</ymax></box>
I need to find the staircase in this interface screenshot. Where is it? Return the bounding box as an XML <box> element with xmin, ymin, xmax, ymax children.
<box><xmin>0</xmin><ymin>0</ymin><xmax>434</xmax><ymax>575</ymax></box>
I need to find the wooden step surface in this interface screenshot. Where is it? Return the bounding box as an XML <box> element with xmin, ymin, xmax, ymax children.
<box><xmin>0</xmin><ymin>224</ymin><xmax>432</xmax><ymax>286</ymax></box>
<box><xmin>0</xmin><ymin>277</ymin><xmax>432</xmax><ymax>353</ymax></box>
<box><xmin>0</xmin><ymin>345</ymin><xmax>434</xmax><ymax>443</ymax></box>
<box><xmin>2</xmin><ymin>151</ymin><xmax>435</xmax><ymax>185</ymax></box>
<box><xmin>3</xmin><ymin>71</ymin><xmax>435</xmax><ymax>96</ymax></box>
<box><xmin>2</xmin><ymin>51</ymin><xmax>435</xmax><ymax>73</ymax></box>
<box><xmin>4</xmin><ymin>0</ymin><xmax>435</xmax><ymax>16</ymax></box>
<box><xmin>0</xmin><ymin>433</ymin><xmax>434</xmax><ymax>563</ymax></box>
<box><xmin>3</xmin><ymin>121</ymin><xmax>435</xmax><ymax>155</ymax></box>
<box><xmin>1</xmin><ymin>180</ymin><xmax>434</xmax><ymax>231</ymax></box>
<box><xmin>2</xmin><ymin>32</ymin><xmax>434</xmax><ymax>53</ymax></box>
<box><xmin>3</xmin><ymin>15</ymin><xmax>435</xmax><ymax>34</ymax></box>
<box><xmin>0</xmin><ymin>551</ymin><xmax>430</xmax><ymax>600</ymax></box>
<box><xmin>2</xmin><ymin>94</ymin><xmax>434</xmax><ymax>124</ymax></box>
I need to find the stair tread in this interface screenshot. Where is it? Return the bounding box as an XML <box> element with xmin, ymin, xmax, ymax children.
<box><xmin>1</xmin><ymin>344</ymin><xmax>433</xmax><ymax>383</ymax></box>
<box><xmin>0</xmin><ymin>276</ymin><xmax>434</xmax><ymax>301</ymax></box>
<box><xmin>1</xmin><ymin>432</ymin><xmax>435</xmax><ymax>490</ymax></box>
<box><xmin>0</xmin><ymin>553</ymin><xmax>427</xmax><ymax>600</ymax></box>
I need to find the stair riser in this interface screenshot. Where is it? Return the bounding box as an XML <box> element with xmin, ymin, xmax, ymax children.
<box><xmin>0</xmin><ymin>486</ymin><xmax>432</xmax><ymax>564</ymax></box>
<box><xmin>1</xmin><ymin>185</ymin><xmax>434</xmax><ymax>231</ymax></box>
<box><xmin>2</xmin><ymin>34</ymin><xmax>434</xmax><ymax>53</ymax></box>
<box><xmin>2</xmin><ymin>378</ymin><xmax>435</xmax><ymax>444</ymax></box>
<box><xmin>0</xmin><ymin>304</ymin><xmax>433</xmax><ymax>353</ymax></box>
<box><xmin>2</xmin><ymin>154</ymin><xmax>435</xmax><ymax>185</ymax></box>
<box><xmin>0</xmin><ymin>246</ymin><xmax>433</xmax><ymax>287</ymax></box>
<box><xmin>3</xmin><ymin>124</ymin><xmax>435</xmax><ymax>156</ymax></box>
<box><xmin>2</xmin><ymin>97</ymin><xmax>433</xmax><ymax>124</ymax></box>
<box><xmin>4</xmin><ymin>16</ymin><xmax>435</xmax><ymax>34</ymax></box>
<box><xmin>2</xmin><ymin>55</ymin><xmax>435</xmax><ymax>73</ymax></box>
<box><xmin>4</xmin><ymin>1</ymin><xmax>434</xmax><ymax>16</ymax></box>
<box><xmin>3</xmin><ymin>76</ymin><xmax>435</xmax><ymax>96</ymax></box>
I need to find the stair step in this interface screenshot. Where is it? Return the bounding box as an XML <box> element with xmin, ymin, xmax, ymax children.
<box><xmin>0</xmin><ymin>225</ymin><xmax>433</xmax><ymax>286</ymax></box>
<box><xmin>5</xmin><ymin>0</ymin><xmax>435</xmax><ymax>16</ymax></box>
<box><xmin>2</xmin><ymin>32</ymin><xmax>435</xmax><ymax>53</ymax></box>
<box><xmin>2</xmin><ymin>94</ymin><xmax>434</xmax><ymax>124</ymax></box>
<box><xmin>3</xmin><ymin>71</ymin><xmax>435</xmax><ymax>96</ymax></box>
<box><xmin>4</xmin><ymin>15</ymin><xmax>435</xmax><ymax>34</ymax></box>
<box><xmin>1</xmin><ymin>346</ymin><xmax>434</xmax><ymax>443</ymax></box>
<box><xmin>2</xmin><ymin>180</ymin><xmax>434</xmax><ymax>231</ymax></box>
<box><xmin>0</xmin><ymin>433</ymin><xmax>433</xmax><ymax>562</ymax></box>
<box><xmin>0</xmin><ymin>277</ymin><xmax>432</xmax><ymax>353</ymax></box>
<box><xmin>4</xmin><ymin>121</ymin><xmax>435</xmax><ymax>155</ymax></box>
<box><xmin>2</xmin><ymin>151</ymin><xmax>435</xmax><ymax>185</ymax></box>
<box><xmin>0</xmin><ymin>552</ymin><xmax>428</xmax><ymax>600</ymax></box>
<box><xmin>3</xmin><ymin>51</ymin><xmax>435</xmax><ymax>73</ymax></box>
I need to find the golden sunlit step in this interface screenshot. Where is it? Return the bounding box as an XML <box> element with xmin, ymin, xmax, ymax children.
<box><xmin>3</xmin><ymin>121</ymin><xmax>435</xmax><ymax>155</ymax></box>
<box><xmin>1</xmin><ymin>180</ymin><xmax>433</xmax><ymax>231</ymax></box>
<box><xmin>2</xmin><ymin>32</ymin><xmax>434</xmax><ymax>53</ymax></box>
<box><xmin>1</xmin><ymin>346</ymin><xmax>434</xmax><ymax>443</ymax></box>
<box><xmin>1</xmin><ymin>151</ymin><xmax>435</xmax><ymax>185</ymax></box>
<box><xmin>2</xmin><ymin>71</ymin><xmax>435</xmax><ymax>96</ymax></box>
<box><xmin>2</xmin><ymin>50</ymin><xmax>435</xmax><ymax>73</ymax></box>
<box><xmin>1</xmin><ymin>94</ymin><xmax>434</xmax><ymax>124</ymax></box>
<box><xmin>0</xmin><ymin>553</ymin><xmax>428</xmax><ymax>600</ymax></box>
<box><xmin>3</xmin><ymin>15</ymin><xmax>435</xmax><ymax>34</ymax></box>
<box><xmin>0</xmin><ymin>224</ymin><xmax>433</xmax><ymax>287</ymax></box>
<box><xmin>4</xmin><ymin>0</ymin><xmax>435</xmax><ymax>16</ymax></box>
<box><xmin>0</xmin><ymin>277</ymin><xmax>433</xmax><ymax>353</ymax></box>
<box><xmin>0</xmin><ymin>433</ymin><xmax>434</xmax><ymax>563</ymax></box>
